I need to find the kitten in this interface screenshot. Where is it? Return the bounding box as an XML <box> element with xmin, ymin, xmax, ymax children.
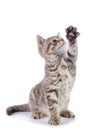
<box><xmin>6</xmin><ymin>26</ymin><xmax>80</xmax><ymax>125</ymax></box>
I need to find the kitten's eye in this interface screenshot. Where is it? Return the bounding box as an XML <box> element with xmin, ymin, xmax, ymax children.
<box><xmin>53</xmin><ymin>39</ymin><xmax>58</xmax><ymax>43</ymax></box>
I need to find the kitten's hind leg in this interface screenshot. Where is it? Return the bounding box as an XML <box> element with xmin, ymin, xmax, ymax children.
<box><xmin>60</xmin><ymin>110</ymin><xmax>75</xmax><ymax>118</ymax></box>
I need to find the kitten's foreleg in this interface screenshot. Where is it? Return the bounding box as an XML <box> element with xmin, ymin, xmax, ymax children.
<box><xmin>46</xmin><ymin>87</ymin><xmax>60</xmax><ymax>125</ymax></box>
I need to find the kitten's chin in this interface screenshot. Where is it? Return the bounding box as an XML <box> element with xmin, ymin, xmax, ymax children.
<box><xmin>57</xmin><ymin>47</ymin><xmax>66</xmax><ymax>56</ymax></box>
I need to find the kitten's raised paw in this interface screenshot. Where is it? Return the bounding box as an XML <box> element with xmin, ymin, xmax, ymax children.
<box><xmin>48</xmin><ymin>117</ymin><xmax>60</xmax><ymax>125</ymax></box>
<box><xmin>60</xmin><ymin>110</ymin><xmax>75</xmax><ymax>118</ymax></box>
<box><xmin>32</xmin><ymin>111</ymin><xmax>46</xmax><ymax>119</ymax></box>
<box><xmin>66</xmin><ymin>26</ymin><xmax>80</xmax><ymax>43</ymax></box>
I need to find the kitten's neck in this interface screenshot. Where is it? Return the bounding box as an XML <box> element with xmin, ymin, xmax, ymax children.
<box><xmin>45</xmin><ymin>54</ymin><xmax>62</xmax><ymax>66</ymax></box>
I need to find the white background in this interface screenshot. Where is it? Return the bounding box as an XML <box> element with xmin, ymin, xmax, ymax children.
<box><xmin>0</xmin><ymin>0</ymin><xmax>93</xmax><ymax>129</ymax></box>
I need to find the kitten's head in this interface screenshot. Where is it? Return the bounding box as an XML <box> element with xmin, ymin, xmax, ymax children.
<box><xmin>37</xmin><ymin>33</ymin><xmax>66</xmax><ymax>61</ymax></box>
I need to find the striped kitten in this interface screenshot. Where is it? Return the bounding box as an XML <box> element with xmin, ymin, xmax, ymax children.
<box><xmin>6</xmin><ymin>26</ymin><xmax>80</xmax><ymax>125</ymax></box>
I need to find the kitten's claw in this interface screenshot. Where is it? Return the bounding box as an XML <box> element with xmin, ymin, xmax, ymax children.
<box><xmin>48</xmin><ymin>117</ymin><xmax>60</xmax><ymax>125</ymax></box>
<box><xmin>66</xmin><ymin>26</ymin><xmax>80</xmax><ymax>43</ymax></box>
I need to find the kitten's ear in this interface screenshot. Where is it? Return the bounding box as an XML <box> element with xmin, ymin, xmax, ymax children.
<box><xmin>37</xmin><ymin>35</ymin><xmax>45</xmax><ymax>58</ymax></box>
<box><xmin>57</xmin><ymin>32</ymin><xmax>61</xmax><ymax>38</ymax></box>
<box><xmin>37</xmin><ymin>35</ymin><xmax>45</xmax><ymax>46</ymax></box>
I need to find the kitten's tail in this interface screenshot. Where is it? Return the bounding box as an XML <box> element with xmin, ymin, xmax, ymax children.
<box><xmin>6</xmin><ymin>103</ymin><xmax>30</xmax><ymax>115</ymax></box>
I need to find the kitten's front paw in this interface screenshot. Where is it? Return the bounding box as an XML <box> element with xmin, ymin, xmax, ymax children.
<box><xmin>66</xmin><ymin>26</ymin><xmax>80</xmax><ymax>43</ymax></box>
<box><xmin>48</xmin><ymin>117</ymin><xmax>60</xmax><ymax>125</ymax></box>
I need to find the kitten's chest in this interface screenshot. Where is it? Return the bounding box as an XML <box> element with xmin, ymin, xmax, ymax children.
<box><xmin>57</xmin><ymin>66</ymin><xmax>76</xmax><ymax>110</ymax></box>
<box><xmin>57</xmin><ymin>65</ymin><xmax>76</xmax><ymax>92</ymax></box>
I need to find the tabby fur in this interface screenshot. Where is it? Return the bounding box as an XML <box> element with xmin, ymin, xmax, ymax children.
<box><xmin>6</xmin><ymin>26</ymin><xmax>80</xmax><ymax>125</ymax></box>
